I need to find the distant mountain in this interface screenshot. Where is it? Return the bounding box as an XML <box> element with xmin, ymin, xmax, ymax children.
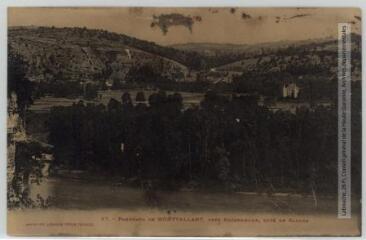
<box><xmin>169</xmin><ymin>37</ymin><xmax>340</xmax><ymax>57</ymax></box>
<box><xmin>169</xmin><ymin>42</ymin><xmax>251</xmax><ymax>56</ymax></box>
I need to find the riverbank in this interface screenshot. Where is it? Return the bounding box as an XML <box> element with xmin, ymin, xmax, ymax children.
<box><xmin>27</xmin><ymin>176</ymin><xmax>361</xmax><ymax>215</ymax></box>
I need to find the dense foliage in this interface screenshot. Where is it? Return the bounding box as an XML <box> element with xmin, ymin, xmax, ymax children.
<box><xmin>7</xmin><ymin>51</ymin><xmax>52</xmax><ymax>208</ymax></box>
<box><xmin>8</xmin><ymin>50</ymin><xmax>34</xmax><ymax>115</ymax></box>
<box><xmin>48</xmin><ymin>88</ymin><xmax>361</xmax><ymax>194</ymax></box>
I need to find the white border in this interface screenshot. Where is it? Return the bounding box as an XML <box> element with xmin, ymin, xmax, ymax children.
<box><xmin>0</xmin><ymin>0</ymin><xmax>365</xmax><ymax>239</ymax></box>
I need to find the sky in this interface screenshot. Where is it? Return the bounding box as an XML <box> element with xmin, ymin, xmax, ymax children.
<box><xmin>8</xmin><ymin>7</ymin><xmax>361</xmax><ymax>45</ymax></box>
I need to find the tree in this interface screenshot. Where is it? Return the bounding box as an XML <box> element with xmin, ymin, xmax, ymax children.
<box><xmin>84</xmin><ymin>83</ymin><xmax>98</xmax><ymax>100</ymax></box>
<box><xmin>8</xmin><ymin>49</ymin><xmax>33</xmax><ymax>116</ymax></box>
<box><xmin>213</xmin><ymin>146</ymin><xmax>230</xmax><ymax>182</ymax></box>
<box><xmin>107</xmin><ymin>98</ymin><xmax>122</xmax><ymax>112</ymax></box>
<box><xmin>121</xmin><ymin>92</ymin><xmax>133</xmax><ymax>107</ymax></box>
<box><xmin>136</xmin><ymin>91</ymin><xmax>146</xmax><ymax>102</ymax></box>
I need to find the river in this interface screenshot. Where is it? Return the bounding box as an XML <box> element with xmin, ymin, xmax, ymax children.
<box><xmin>28</xmin><ymin>176</ymin><xmax>351</xmax><ymax>214</ymax></box>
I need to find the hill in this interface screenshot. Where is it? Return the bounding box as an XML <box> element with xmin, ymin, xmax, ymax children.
<box><xmin>169</xmin><ymin>37</ymin><xmax>338</xmax><ymax>56</ymax></box>
<box><xmin>9</xmin><ymin>26</ymin><xmax>362</xmax><ymax>92</ymax></box>
<box><xmin>216</xmin><ymin>34</ymin><xmax>361</xmax><ymax>79</ymax></box>
<box><xmin>8</xmin><ymin>26</ymin><xmax>194</xmax><ymax>85</ymax></box>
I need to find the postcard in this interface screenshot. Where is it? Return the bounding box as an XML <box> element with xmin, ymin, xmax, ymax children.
<box><xmin>7</xmin><ymin>7</ymin><xmax>362</xmax><ymax>236</ymax></box>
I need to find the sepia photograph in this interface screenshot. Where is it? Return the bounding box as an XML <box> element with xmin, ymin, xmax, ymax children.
<box><xmin>7</xmin><ymin>7</ymin><xmax>362</xmax><ymax>236</ymax></box>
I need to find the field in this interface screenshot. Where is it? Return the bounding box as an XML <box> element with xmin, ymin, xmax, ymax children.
<box><xmin>28</xmin><ymin>89</ymin><xmax>207</xmax><ymax>113</ymax></box>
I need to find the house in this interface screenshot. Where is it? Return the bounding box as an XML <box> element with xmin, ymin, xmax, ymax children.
<box><xmin>283</xmin><ymin>83</ymin><xmax>300</xmax><ymax>99</ymax></box>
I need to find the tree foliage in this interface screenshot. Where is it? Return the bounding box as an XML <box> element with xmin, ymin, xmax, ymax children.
<box><xmin>47</xmin><ymin>89</ymin><xmax>362</xmax><ymax>194</ymax></box>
